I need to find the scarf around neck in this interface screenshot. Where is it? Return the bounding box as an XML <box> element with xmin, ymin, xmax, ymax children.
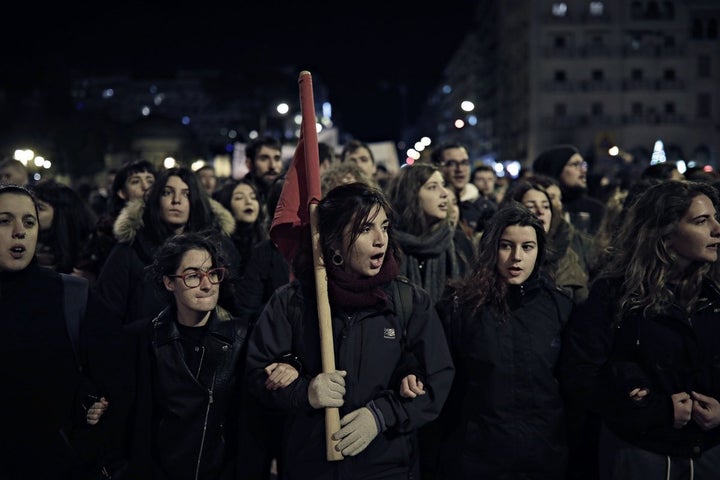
<box><xmin>395</xmin><ymin>222</ymin><xmax>457</xmax><ymax>304</ymax></box>
<box><xmin>326</xmin><ymin>250</ymin><xmax>399</xmax><ymax>309</ymax></box>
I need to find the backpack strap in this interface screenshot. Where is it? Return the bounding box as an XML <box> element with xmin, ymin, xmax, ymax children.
<box><xmin>392</xmin><ymin>275</ymin><xmax>414</xmax><ymax>346</ymax></box>
<box><xmin>60</xmin><ymin>273</ymin><xmax>89</xmax><ymax>372</ymax></box>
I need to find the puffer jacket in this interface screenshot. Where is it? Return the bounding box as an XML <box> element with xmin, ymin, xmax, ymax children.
<box><xmin>562</xmin><ymin>276</ymin><xmax>720</xmax><ymax>458</ymax></box>
<box><xmin>245</xmin><ymin>279</ymin><xmax>455</xmax><ymax>480</ymax></box>
<box><xmin>126</xmin><ymin>306</ymin><xmax>247</xmax><ymax>480</ymax></box>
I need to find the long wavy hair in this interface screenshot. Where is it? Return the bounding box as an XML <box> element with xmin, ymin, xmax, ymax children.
<box><xmin>453</xmin><ymin>201</ymin><xmax>546</xmax><ymax>318</ymax></box>
<box><xmin>599</xmin><ymin>180</ymin><xmax>720</xmax><ymax>320</ymax></box>
<box><xmin>386</xmin><ymin>164</ymin><xmax>443</xmax><ymax>236</ymax></box>
<box><xmin>142</xmin><ymin>167</ymin><xmax>214</xmax><ymax>246</ymax></box>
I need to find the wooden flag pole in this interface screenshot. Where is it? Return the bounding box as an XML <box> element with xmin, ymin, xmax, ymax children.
<box><xmin>299</xmin><ymin>71</ymin><xmax>343</xmax><ymax>461</ymax></box>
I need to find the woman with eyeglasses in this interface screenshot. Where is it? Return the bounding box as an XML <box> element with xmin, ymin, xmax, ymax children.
<box><xmin>89</xmin><ymin>232</ymin><xmax>248</xmax><ymax>479</ymax></box>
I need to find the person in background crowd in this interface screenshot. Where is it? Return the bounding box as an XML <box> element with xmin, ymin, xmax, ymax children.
<box><xmin>374</xmin><ymin>163</ymin><xmax>393</xmax><ymax>192</ymax></box>
<box><xmin>196</xmin><ymin>164</ymin><xmax>218</xmax><ymax>195</ymax></box>
<box><xmin>30</xmin><ymin>179</ymin><xmax>97</xmax><ymax>274</ymax></box>
<box><xmin>502</xmin><ymin>179</ymin><xmax>591</xmax><ymax>303</ymax></box>
<box><xmin>532</xmin><ymin>144</ymin><xmax>606</xmax><ymax>236</ymax></box>
<box><xmin>0</xmin><ymin>184</ymin><xmax>113</xmax><ymax>479</ymax></box>
<box><xmin>320</xmin><ymin>160</ymin><xmax>378</xmax><ymax>197</ymax></box>
<box><xmin>640</xmin><ymin>162</ymin><xmax>684</xmax><ymax>181</ymax></box>
<box><xmin>234</xmin><ymin>175</ymin><xmax>290</xmax><ymax>480</ymax></box>
<box><xmin>318</xmin><ymin>141</ymin><xmax>337</xmax><ymax>175</ymax></box>
<box><xmin>244</xmin><ymin>136</ymin><xmax>284</xmax><ymax>203</ymax></box>
<box><xmin>212</xmin><ymin>177</ymin><xmax>268</xmax><ymax>277</ymax></box>
<box><xmin>0</xmin><ymin>158</ymin><xmax>28</xmax><ymax>186</ymax></box>
<box><xmin>432</xmin><ymin>142</ymin><xmax>498</xmax><ymax>235</ymax></box>
<box><xmin>386</xmin><ymin>163</ymin><xmax>471</xmax><ymax>478</ymax></box>
<box><xmin>446</xmin><ymin>187</ymin><xmax>478</xmax><ymax>261</ymax></box>
<box><xmin>560</xmin><ymin>180</ymin><xmax>720</xmax><ymax>480</ymax></box>
<box><xmin>245</xmin><ymin>182</ymin><xmax>455</xmax><ymax>480</ymax></box>
<box><xmin>340</xmin><ymin>139</ymin><xmax>377</xmax><ymax>178</ymax></box>
<box><xmin>90</xmin><ymin>232</ymin><xmax>249</xmax><ymax>479</ymax></box>
<box><xmin>386</xmin><ymin>163</ymin><xmax>472</xmax><ymax>305</ymax></box>
<box><xmin>75</xmin><ymin>160</ymin><xmax>157</xmax><ymax>285</ymax></box>
<box><xmin>471</xmin><ymin>164</ymin><xmax>498</xmax><ymax>203</ymax></box>
<box><xmin>435</xmin><ymin>201</ymin><xmax>573</xmax><ymax>479</ymax></box>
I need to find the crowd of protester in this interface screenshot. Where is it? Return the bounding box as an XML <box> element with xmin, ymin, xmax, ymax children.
<box><xmin>2</xmin><ymin>136</ymin><xmax>720</xmax><ymax>480</ymax></box>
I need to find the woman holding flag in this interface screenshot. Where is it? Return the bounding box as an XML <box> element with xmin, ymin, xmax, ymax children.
<box><xmin>244</xmin><ymin>182</ymin><xmax>455</xmax><ymax>479</ymax></box>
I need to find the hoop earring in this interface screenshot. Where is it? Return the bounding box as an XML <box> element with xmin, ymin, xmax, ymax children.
<box><xmin>332</xmin><ymin>250</ymin><xmax>344</xmax><ymax>266</ymax></box>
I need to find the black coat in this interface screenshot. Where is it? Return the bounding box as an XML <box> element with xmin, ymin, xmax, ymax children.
<box><xmin>560</xmin><ymin>276</ymin><xmax>720</xmax><ymax>458</ymax></box>
<box><xmin>125</xmin><ymin>306</ymin><xmax>248</xmax><ymax>480</ymax></box>
<box><xmin>436</xmin><ymin>276</ymin><xmax>573</xmax><ymax>479</ymax></box>
<box><xmin>0</xmin><ymin>261</ymin><xmax>109</xmax><ymax>479</ymax></box>
<box><xmin>245</xmin><ymin>279</ymin><xmax>455</xmax><ymax>480</ymax></box>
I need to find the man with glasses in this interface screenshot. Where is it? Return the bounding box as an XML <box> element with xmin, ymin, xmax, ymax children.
<box><xmin>432</xmin><ymin>141</ymin><xmax>497</xmax><ymax>234</ymax></box>
<box><xmin>532</xmin><ymin>144</ymin><xmax>606</xmax><ymax>235</ymax></box>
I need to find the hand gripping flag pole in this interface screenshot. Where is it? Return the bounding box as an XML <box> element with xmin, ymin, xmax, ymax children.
<box><xmin>269</xmin><ymin>70</ymin><xmax>343</xmax><ymax>461</ymax></box>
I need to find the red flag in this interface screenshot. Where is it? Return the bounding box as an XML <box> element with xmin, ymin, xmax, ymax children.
<box><xmin>269</xmin><ymin>71</ymin><xmax>322</xmax><ymax>263</ymax></box>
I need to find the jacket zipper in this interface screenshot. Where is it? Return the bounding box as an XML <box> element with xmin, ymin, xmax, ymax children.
<box><xmin>195</xmin><ymin>371</ymin><xmax>216</xmax><ymax>480</ymax></box>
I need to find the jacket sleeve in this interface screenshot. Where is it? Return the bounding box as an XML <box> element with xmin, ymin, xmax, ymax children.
<box><xmin>559</xmin><ymin>278</ymin><xmax>671</xmax><ymax>434</ymax></box>
<box><xmin>372</xmin><ymin>286</ymin><xmax>455</xmax><ymax>433</ymax></box>
<box><xmin>244</xmin><ymin>285</ymin><xmax>313</xmax><ymax>412</ymax></box>
<box><xmin>95</xmin><ymin>243</ymin><xmax>134</xmax><ymax>323</ymax></box>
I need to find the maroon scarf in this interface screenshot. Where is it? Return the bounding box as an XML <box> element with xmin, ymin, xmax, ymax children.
<box><xmin>326</xmin><ymin>251</ymin><xmax>399</xmax><ymax>309</ymax></box>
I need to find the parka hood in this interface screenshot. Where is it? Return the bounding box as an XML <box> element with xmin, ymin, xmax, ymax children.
<box><xmin>113</xmin><ymin>197</ymin><xmax>236</xmax><ymax>244</ymax></box>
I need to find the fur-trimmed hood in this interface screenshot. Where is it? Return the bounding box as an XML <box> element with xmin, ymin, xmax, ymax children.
<box><xmin>113</xmin><ymin>198</ymin><xmax>236</xmax><ymax>244</ymax></box>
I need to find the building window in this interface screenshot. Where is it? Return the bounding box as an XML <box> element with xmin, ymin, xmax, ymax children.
<box><xmin>631</xmin><ymin>69</ymin><xmax>643</xmax><ymax>80</ymax></box>
<box><xmin>554</xmin><ymin>103</ymin><xmax>567</xmax><ymax>116</ymax></box>
<box><xmin>592</xmin><ymin>69</ymin><xmax>604</xmax><ymax>81</ymax></box>
<box><xmin>665</xmin><ymin>102</ymin><xmax>675</xmax><ymax>114</ymax></box>
<box><xmin>631</xmin><ymin>102</ymin><xmax>643</xmax><ymax>116</ymax></box>
<box><xmin>664</xmin><ymin>35</ymin><xmax>675</xmax><ymax>47</ymax></box>
<box><xmin>554</xmin><ymin>36</ymin><xmax>566</xmax><ymax>48</ymax></box>
<box><xmin>589</xmin><ymin>2</ymin><xmax>604</xmax><ymax>16</ymax></box>
<box><xmin>631</xmin><ymin>1</ymin><xmax>643</xmax><ymax>19</ymax></box>
<box><xmin>552</xmin><ymin>2</ymin><xmax>568</xmax><ymax>16</ymax></box>
<box><xmin>662</xmin><ymin>1</ymin><xmax>674</xmax><ymax>19</ymax></box>
<box><xmin>647</xmin><ymin>1</ymin><xmax>660</xmax><ymax>19</ymax></box>
<box><xmin>697</xmin><ymin>93</ymin><xmax>711</xmax><ymax>118</ymax></box>
<box><xmin>709</xmin><ymin>19</ymin><xmax>718</xmax><ymax>39</ymax></box>
<box><xmin>590</xmin><ymin>35</ymin><xmax>604</xmax><ymax>46</ymax></box>
<box><xmin>692</xmin><ymin>18</ymin><xmax>703</xmax><ymax>39</ymax></box>
<box><xmin>591</xmin><ymin>102</ymin><xmax>604</xmax><ymax>116</ymax></box>
<box><xmin>554</xmin><ymin>70</ymin><xmax>567</xmax><ymax>82</ymax></box>
<box><xmin>663</xmin><ymin>69</ymin><xmax>676</xmax><ymax>81</ymax></box>
<box><xmin>698</xmin><ymin>55</ymin><xmax>711</xmax><ymax>78</ymax></box>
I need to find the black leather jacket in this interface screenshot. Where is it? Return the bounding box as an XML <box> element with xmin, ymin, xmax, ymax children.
<box><xmin>127</xmin><ymin>306</ymin><xmax>247</xmax><ymax>480</ymax></box>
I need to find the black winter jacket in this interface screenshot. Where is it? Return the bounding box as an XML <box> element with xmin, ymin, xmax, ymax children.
<box><xmin>560</xmin><ymin>276</ymin><xmax>720</xmax><ymax>458</ymax></box>
<box><xmin>436</xmin><ymin>276</ymin><xmax>573</xmax><ymax>479</ymax></box>
<box><xmin>245</xmin><ymin>279</ymin><xmax>455</xmax><ymax>480</ymax></box>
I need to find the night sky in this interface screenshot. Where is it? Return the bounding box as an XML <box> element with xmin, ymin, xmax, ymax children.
<box><xmin>2</xmin><ymin>2</ymin><xmax>478</xmax><ymax>142</ymax></box>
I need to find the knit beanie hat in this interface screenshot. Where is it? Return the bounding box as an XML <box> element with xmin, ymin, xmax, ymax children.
<box><xmin>532</xmin><ymin>145</ymin><xmax>580</xmax><ymax>179</ymax></box>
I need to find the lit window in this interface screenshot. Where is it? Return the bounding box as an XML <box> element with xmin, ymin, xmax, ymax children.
<box><xmin>589</xmin><ymin>2</ymin><xmax>604</xmax><ymax>16</ymax></box>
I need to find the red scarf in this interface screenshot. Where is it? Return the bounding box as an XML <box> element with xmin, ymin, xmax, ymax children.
<box><xmin>326</xmin><ymin>251</ymin><xmax>399</xmax><ymax>309</ymax></box>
